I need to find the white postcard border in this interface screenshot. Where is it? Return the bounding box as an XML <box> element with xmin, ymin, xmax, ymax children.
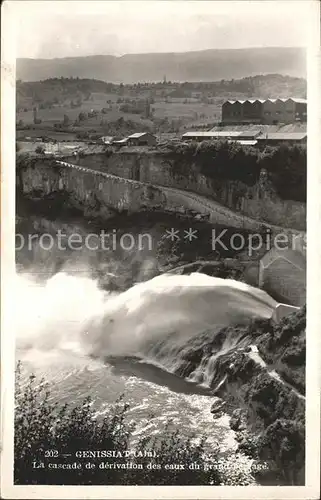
<box><xmin>1</xmin><ymin>1</ymin><xmax>320</xmax><ymax>499</ymax></box>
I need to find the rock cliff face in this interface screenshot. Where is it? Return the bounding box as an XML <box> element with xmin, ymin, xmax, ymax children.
<box><xmin>18</xmin><ymin>157</ymin><xmax>293</xmax><ymax>234</ymax></box>
<box><xmin>17</xmin><ymin>154</ymin><xmax>306</xmax><ymax>307</ymax></box>
<box><xmin>172</xmin><ymin>306</ymin><xmax>306</xmax><ymax>485</ymax></box>
<box><xmin>70</xmin><ymin>151</ymin><xmax>306</xmax><ymax>231</ymax></box>
<box><xmin>17</xmin><ymin>157</ymin><xmax>166</xmax><ymax>219</ymax></box>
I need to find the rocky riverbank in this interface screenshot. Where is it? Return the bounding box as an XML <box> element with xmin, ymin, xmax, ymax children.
<box><xmin>174</xmin><ymin>306</ymin><xmax>306</xmax><ymax>485</ymax></box>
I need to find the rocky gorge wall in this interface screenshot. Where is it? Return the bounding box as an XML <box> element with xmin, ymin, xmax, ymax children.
<box><xmin>70</xmin><ymin>151</ymin><xmax>306</xmax><ymax>231</ymax></box>
<box><xmin>17</xmin><ymin>157</ymin><xmax>306</xmax><ymax>307</ymax></box>
<box><xmin>173</xmin><ymin>306</ymin><xmax>306</xmax><ymax>485</ymax></box>
<box><xmin>17</xmin><ymin>160</ymin><xmax>166</xmax><ymax>218</ymax></box>
<box><xmin>18</xmin><ymin>159</ymin><xmax>287</xmax><ymax>233</ymax></box>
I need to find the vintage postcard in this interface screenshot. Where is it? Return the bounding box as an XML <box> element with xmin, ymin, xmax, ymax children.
<box><xmin>1</xmin><ymin>1</ymin><xmax>320</xmax><ymax>498</ymax></box>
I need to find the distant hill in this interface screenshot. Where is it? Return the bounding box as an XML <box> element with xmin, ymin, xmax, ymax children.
<box><xmin>16</xmin><ymin>74</ymin><xmax>307</xmax><ymax>113</ymax></box>
<box><xmin>17</xmin><ymin>47</ymin><xmax>306</xmax><ymax>83</ymax></box>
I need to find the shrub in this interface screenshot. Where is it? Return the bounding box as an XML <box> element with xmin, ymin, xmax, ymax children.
<box><xmin>78</xmin><ymin>112</ymin><xmax>88</xmax><ymax>122</ymax></box>
<box><xmin>259</xmin><ymin>419</ymin><xmax>305</xmax><ymax>484</ymax></box>
<box><xmin>165</xmin><ymin>140</ymin><xmax>306</xmax><ymax>201</ymax></box>
<box><xmin>261</xmin><ymin>144</ymin><xmax>306</xmax><ymax>202</ymax></box>
<box><xmin>16</xmin><ymin>153</ymin><xmax>38</xmax><ymax>172</ymax></box>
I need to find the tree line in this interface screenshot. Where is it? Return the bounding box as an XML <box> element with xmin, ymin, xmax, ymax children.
<box><xmin>165</xmin><ymin>140</ymin><xmax>306</xmax><ymax>202</ymax></box>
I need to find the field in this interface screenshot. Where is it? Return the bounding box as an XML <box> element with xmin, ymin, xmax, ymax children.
<box><xmin>16</xmin><ymin>92</ymin><xmax>224</xmax><ymax>138</ymax></box>
<box><xmin>16</xmin><ymin>129</ymin><xmax>80</xmax><ymax>141</ymax></box>
<box><xmin>152</xmin><ymin>100</ymin><xmax>221</xmax><ymax>122</ymax></box>
<box><xmin>16</xmin><ymin>76</ymin><xmax>307</xmax><ymax>142</ymax></box>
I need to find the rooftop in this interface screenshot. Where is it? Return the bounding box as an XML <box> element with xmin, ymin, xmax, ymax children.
<box><xmin>235</xmin><ymin>140</ymin><xmax>258</xmax><ymax>146</ymax></box>
<box><xmin>113</xmin><ymin>138</ymin><xmax>129</xmax><ymax>144</ymax></box>
<box><xmin>210</xmin><ymin>123</ymin><xmax>306</xmax><ymax>133</ymax></box>
<box><xmin>261</xmin><ymin>248</ymin><xmax>306</xmax><ymax>270</ymax></box>
<box><xmin>127</xmin><ymin>132</ymin><xmax>154</xmax><ymax>139</ymax></box>
<box><xmin>258</xmin><ymin>132</ymin><xmax>307</xmax><ymax>140</ymax></box>
<box><xmin>237</xmin><ymin>130</ymin><xmax>262</xmax><ymax>138</ymax></box>
<box><xmin>182</xmin><ymin>131</ymin><xmax>242</xmax><ymax>138</ymax></box>
<box><xmin>225</xmin><ymin>98</ymin><xmax>307</xmax><ymax>105</ymax></box>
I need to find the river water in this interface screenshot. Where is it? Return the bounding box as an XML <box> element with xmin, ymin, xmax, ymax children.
<box><xmin>15</xmin><ymin>270</ymin><xmax>277</xmax><ymax>484</ymax></box>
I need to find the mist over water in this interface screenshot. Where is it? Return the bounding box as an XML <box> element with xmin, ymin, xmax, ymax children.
<box><xmin>15</xmin><ymin>271</ymin><xmax>276</xmax><ymax>363</ymax></box>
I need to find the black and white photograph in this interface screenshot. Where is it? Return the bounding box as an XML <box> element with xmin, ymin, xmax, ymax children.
<box><xmin>1</xmin><ymin>0</ymin><xmax>320</xmax><ymax>498</ymax></box>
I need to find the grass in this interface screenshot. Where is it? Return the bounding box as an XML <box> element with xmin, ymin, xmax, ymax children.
<box><xmin>16</xmin><ymin>129</ymin><xmax>80</xmax><ymax>141</ymax></box>
<box><xmin>16</xmin><ymin>92</ymin><xmax>222</xmax><ymax>133</ymax></box>
<box><xmin>152</xmin><ymin>100</ymin><xmax>221</xmax><ymax>121</ymax></box>
<box><xmin>17</xmin><ymin>106</ymin><xmax>149</xmax><ymax>126</ymax></box>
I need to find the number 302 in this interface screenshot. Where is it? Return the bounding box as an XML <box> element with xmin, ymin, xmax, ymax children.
<box><xmin>44</xmin><ymin>450</ymin><xmax>59</xmax><ymax>458</ymax></box>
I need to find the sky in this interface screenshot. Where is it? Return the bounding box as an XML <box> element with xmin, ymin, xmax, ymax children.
<box><xmin>9</xmin><ymin>0</ymin><xmax>315</xmax><ymax>59</ymax></box>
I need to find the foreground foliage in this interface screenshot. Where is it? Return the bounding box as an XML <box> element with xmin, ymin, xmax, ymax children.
<box><xmin>14</xmin><ymin>363</ymin><xmax>252</xmax><ymax>485</ymax></box>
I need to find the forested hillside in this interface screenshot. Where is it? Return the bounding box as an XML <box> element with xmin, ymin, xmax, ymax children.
<box><xmin>17</xmin><ymin>47</ymin><xmax>306</xmax><ymax>83</ymax></box>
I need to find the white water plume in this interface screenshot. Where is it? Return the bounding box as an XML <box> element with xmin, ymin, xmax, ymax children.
<box><xmin>15</xmin><ymin>270</ymin><xmax>277</xmax><ymax>368</ymax></box>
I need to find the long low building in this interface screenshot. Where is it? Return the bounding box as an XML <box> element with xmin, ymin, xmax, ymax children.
<box><xmin>182</xmin><ymin>131</ymin><xmax>244</xmax><ymax>141</ymax></box>
<box><xmin>222</xmin><ymin>98</ymin><xmax>307</xmax><ymax>125</ymax></box>
<box><xmin>181</xmin><ymin>129</ymin><xmax>306</xmax><ymax>146</ymax></box>
<box><xmin>182</xmin><ymin>129</ymin><xmax>262</xmax><ymax>143</ymax></box>
<box><xmin>257</xmin><ymin>132</ymin><xmax>307</xmax><ymax>145</ymax></box>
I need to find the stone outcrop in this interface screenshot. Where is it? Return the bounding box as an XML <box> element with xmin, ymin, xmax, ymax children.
<box><xmin>17</xmin><ymin>159</ymin><xmax>166</xmax><ymax>217</ymax></box>
<box><xmin>172</xmin><ymin>307</ymin><xmax>306</xmax><ymax>485</ymax></box>
<box><xmin>18</xmin><ymin>158</ymin><xmax>292</xmax><ymax>234</ymax></box>
<box><xmin>67</xmin><ymin>150</ymin><xmax>306</xmax><ymax>231</ymax></box>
